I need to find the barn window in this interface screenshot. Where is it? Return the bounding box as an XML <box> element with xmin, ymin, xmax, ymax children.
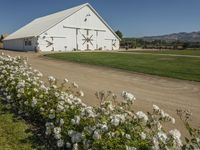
<box><xmin>25</xmin><ymin>40</ymin><xmax>27</xmax><ymax>46</ymax></box>
<box><xmin>28</xmin><ymin>41</ymin><xmax>32</xmax><ymax>46</ymax></box>
<box><xmin>24</xmin><ymin>39</ymin><xmax>32</xmax><ymax>46</ymax></box>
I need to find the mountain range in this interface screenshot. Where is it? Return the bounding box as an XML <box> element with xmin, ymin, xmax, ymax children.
<box><xmin>141</xmin><ymin>31</ymin><xmax>200</xmax><ymax>42</ymax></box>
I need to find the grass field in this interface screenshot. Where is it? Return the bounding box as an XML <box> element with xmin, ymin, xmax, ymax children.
<box><xmin>122</xmin><ymin>50</ymin><xmax>200</xmax><ymax>56</ymax></box>
<box><xmin>0</xmin><ymin>102</ymin><xmax>45</xmax><ymax>150</ymax></box>
<box><xmin>46</xmin><ymin>52</ymin><xmax>200</xmax><ymax>82</ymax></box>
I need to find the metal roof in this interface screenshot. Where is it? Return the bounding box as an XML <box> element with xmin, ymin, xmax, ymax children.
<box><xmin>4</xmin><ymin>3</ymin><xmax>120</xmax><ymax>41</ymax></box>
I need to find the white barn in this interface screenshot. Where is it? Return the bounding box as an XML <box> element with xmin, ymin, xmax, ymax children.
<box><xmin>3</xmin><ymin>3</ymin><xmax>120</xmax><ymax>52</ymax></box>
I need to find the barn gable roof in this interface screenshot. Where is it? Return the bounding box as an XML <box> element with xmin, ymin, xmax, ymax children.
<box><xmin>4</xmin><ymin>3</ymin><xmax>120</xmax><ymax>41</ymax></box>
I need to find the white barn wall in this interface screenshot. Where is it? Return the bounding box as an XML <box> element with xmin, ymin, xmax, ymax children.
<box><xmin>4</xmin><ymin>37</ymin><xmax>37</xmax><ymax>51</ymax></box>
<box><xmin>3</xmin><ymin>39</ymin><xmax>24</xmax><ymax>50</ymax></box>
<box><xmin>37</xmin><ymin>5</ymin><xmax>119</xmax><ymax>51</ymax></box>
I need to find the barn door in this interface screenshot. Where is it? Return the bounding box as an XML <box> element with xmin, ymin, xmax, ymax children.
<box><xmin>77</xmin><ymin>29</ymin><xmax>96</xmax><ymax>50</ymax></box>
<box><xmin>112</xmin><ymin>39</ymin><xmax>117</xmax><ymax>50</ymax></box>
<box><xmin>105</xmin><ymin>39</ymin><xmax>117</xmax><ymax>50</ymax></box>
<box><xmin>40</xmin><ymin>37</ymin><xmax>54</xmax><ymax>51</ymax></box>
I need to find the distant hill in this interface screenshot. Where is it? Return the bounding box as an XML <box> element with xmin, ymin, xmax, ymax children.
<box><xmin>142</xmin><ymin>31</ymin><xmax>200</xmax><ymax>42</ymax></box>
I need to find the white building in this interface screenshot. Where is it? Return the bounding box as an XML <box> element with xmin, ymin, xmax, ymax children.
<box><xmin>3</xmin><ymin>3</ymin><xmax>120</xmax><ymax>52</ymax></box>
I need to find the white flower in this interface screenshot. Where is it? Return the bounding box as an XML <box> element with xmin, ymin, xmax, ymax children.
<box><xmin>111</xmin><ymin>116</ymin><xmax>120</xmax><ymax>126</ymax></box>
<box><xmin>11</xmin><ymin>81</ymin><xmax>15</xmax><ymax>85</ymax></box>
<box><xmin>157</xmin><ymin>122</ymin><xmax>162</xmax><ymax>131</ymax></box>
<box><xmin>153</xmin><ymin>104</ymin><xmax>160</xmax><ymax>112</ymax></box>
<box><xmin>6</xmin><ymin>95</ymin><xmax>11</xmax><ymax>100</ymax></box>
<box><xmin>136</xmin><ymin>111</ymin><xmax>148</xmax><ymax>123</ymax></box>
<box><xmin>39</xmin><ymin>94</ymin><xmax>43</xmax><ymax>98</ymax></box>
<box><xmin>82</xmin><ymin>107</ymin><xmax>96</xmax><ymax>118</ymax></box>
<box><xmin>169</xmin><ymin>129</ymin><xmax>182</xmax><ymax>147</ymax></box>
<box><xmin>55</xmin><ymin>92</ymin><xmax>59</xmax><ymax>97</ymax></box>
<box><xmin>37</xmin><ymin>72</ymin><xmax>43</xmax><ymax>77</ymax></box>
<box><xmin>24</xmin><ymin>101</ymin><xmax>28</xmax><ymax>105</ymax></box>
<box><xmin>169</xmin><ymin>129</ymin><xmax>181</xmax><ymax>138</ymax></box>
<box><xmin>78</xmin><ymin>90</ymin><xmax>84</xmax><ymax>97</ymax></box>
<box><xmin>71</xmin><ymin>132</ymin><xmax>82</xmax><ymax>143</ymax></box>
<box><xmin>45</xmin><ymin>128</ymin><xmax>51</xmax><ymax>135</ymax></box>
<box><xmin>49</xmin><ymin>114</ymin><xmax>55</xmax><ymax>119</ymax></box>
<box><xmin>57</xmin><ymin>104</ymin><xmax>65</xmax><ymax>112</ymax></box>
<box><xmin>72</xmin><ymin>82</ymin><xmax>78</xmax><ymax>88</ymax></box>
<box><xmin>157</xmin><ymin>131</ymin><xmax>168</xmax><ymax>143</ymax></box>
<box><xmin>101</xmin><ymin>124</ymin><xmax>108</xmax><ymax>132</ymax></box>
<box><xmin>33</xmin><ymin>88</ymin><xmax>38</xmax><ymax>92</ymax></box>
<box><xmin>93</xmin><ymin>130</ymin><xmax>101</xmax><ymax>140</ymax></box>
<box><xmin>53</xmin><ymin>127</ymin><xmax>61</xmax><ymax>139</ymax></box>
<box><xmin>125</xmin><ymin>134</ymin><xmax>131</xmax><ymax>140</ymax></box>
<box><xmin>152</xmin><ymin>137</ymin><xmax>159</xmax><ymax>150</ymax></box>
<box><xmin>54</xmin><ymin>133</ymin><xmax>61</xmax><ymax>140</ymax></box>
<box><xmin>60</xmin><ymin>118</ymin><xmax>64</xmax><ymax>125</ymax></box>
<box><xmin>170</xmin><ymin>117</ymin><xmax>175</xmax><ymax>124</ymax></box>
<box><xmin>160</xmin><ymin>110</ymin><xmax>166</xmax><ymax>118</ymax></box>
<box><xmin>48</xmin><ymin>76</ymin><xmax>55</xmax><ymax>82</ymax></box>
<box><xmin>66</xmin><ymin>142</ymin><xmax>71</xmax><ymax>148</ymax></box>
<box><xmin>122</xmin><ymin>91</ymin><xmax>136</xmax><ymax>102</ymax></box>
<box><xmin>54</xmin><ymin>127</ymin><xmax>61</xmax><ymax>134</ymax></box>
<box><xmin>50</xmin><ymin>109</ymin><xmax>55</xmax><ymax>113</ymax></box>
<box><xmin>68</xmin><ymin>130</ymin><xmax>74</xmax><ymax>137</ymax></box>
<box><xmin>73</xmin><ymin>143</ymin><xmax>78</xmax><ymax>150</ymax></box>
<box><xmin>40</xmin><ymin>107</ymin><xmax>44</xmax><ymax>112</ymax></box>
<box><xmin>196</xmin><ymin>137</ymin><xmax>200</xmax><ymax>143</ymax></box>
<box><xmin>64</xmin><ymin>78</ymin><xmax>69</xmax><ymax>83</ymax></box>
<box><xmin>107</xmin><ymin>103</ymin><xmax>114</xmax><ymax>111</ymax></box>
<box><xmin>52</xmin><ymin>85</ymin><xmax>57</xmax><ymax>89</ymax></box>
<box><xmin>71</xmin><ymin>116</ymin><xmax>80</xmax><ymax>125</ymax></box>
<box><xmin>31</xmin><ymin>97</ymin><xmax>37</xmax><ymax>107</ymax></box>
<box><xmin>57</xmin><ymin>139</ymin><xmax>64</xmax><ymax>147</ymax></box>
<box><xmin>140</xmin><ymin>132</ymin><xmax>146</xmax><ymax>140</ymax></box>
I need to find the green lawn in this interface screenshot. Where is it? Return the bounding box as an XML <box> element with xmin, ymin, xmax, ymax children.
<box><xmin>0</xmin><ymin>102</ymin><xmax>45</xmax><ymax>150</ymax></box>
<box><xmin>45</xmin><ymin>52</ymin><xmax>200</xmax><ymax>82</ymax></box>
<box><xmin>122</xmin><ymin>50</ymin><xmax>200</xmax><ymax>56</ymax></box>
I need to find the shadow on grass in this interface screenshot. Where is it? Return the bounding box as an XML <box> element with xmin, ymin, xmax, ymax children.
<box><xmin>20</xmin><ymin>128</ymin><xmax>47</xmax><ymax>150</ymax></box>
<box><xmin>0</xmin><ymin>100</ymin><xmax>48</xmax><ymax>150</ymax></box>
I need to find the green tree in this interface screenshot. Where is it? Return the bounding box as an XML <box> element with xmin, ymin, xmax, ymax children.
<box><xmin>0</xmin><ymin>35</ymin><xmax>3</xmax><ymax>42</ymax></box>
<box><xmin>115</xmin><ymin>30</ymin><xmax>123</xmax><ymax>39</ymax></box>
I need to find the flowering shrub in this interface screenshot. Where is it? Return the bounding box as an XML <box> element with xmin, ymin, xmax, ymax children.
<box><xmin>0</xmin><ymin>52</ymin><xmax>199</xmax><ymax>150</ymax></box>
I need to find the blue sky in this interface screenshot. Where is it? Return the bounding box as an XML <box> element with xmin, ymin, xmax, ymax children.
<box><xmin>0</xmin><ymin>0</ymin><xmax>200</xmax><ymax>37</ymax></box>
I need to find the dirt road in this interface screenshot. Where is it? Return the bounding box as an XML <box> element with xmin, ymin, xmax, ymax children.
<box><xmin>1</xmin><ymin>50</ymin><xmax>200</xmax><ymax>135</ymax></box>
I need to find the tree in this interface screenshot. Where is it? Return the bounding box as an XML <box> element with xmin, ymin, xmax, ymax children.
<box><xmin>115</xmin><ymin>30</ymin><xmax>123</xmax><ymax>39</ymax></box>
<box><xmin>0</xmin><ymin>35</ymin><xmax>3</xmax><ymax>42</ymax></box>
